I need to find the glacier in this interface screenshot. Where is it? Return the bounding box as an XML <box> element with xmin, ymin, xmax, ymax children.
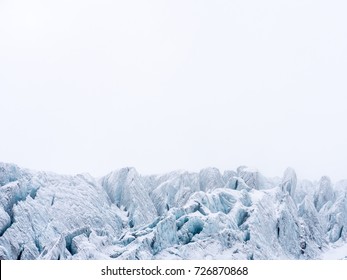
<box><xmin>0</xmin><ymin>162</ymin><xmax>346</xmax><ymax>260</ymax></box>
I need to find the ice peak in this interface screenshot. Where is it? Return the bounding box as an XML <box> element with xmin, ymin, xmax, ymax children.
<box><xmin>280</xmin><ymin>167</ymin><xmax>297</xmax><ymax>197</ymax></box>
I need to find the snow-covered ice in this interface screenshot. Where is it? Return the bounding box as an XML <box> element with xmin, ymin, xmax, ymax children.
<box><xmin>0</xmin><ymin>162</ymin><xmax>346</xmax><ymax>260</ymax></box>
<box><xmin>320</xmin><ymin>242</ymin><xmax>347</xmax><ymax>260</ymax></box>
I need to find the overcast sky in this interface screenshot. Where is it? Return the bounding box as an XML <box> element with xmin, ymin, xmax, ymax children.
<box><xmin>1</xmin><ymin>1</ymin><xmax>347</xmax><ymax>180</ymax></box>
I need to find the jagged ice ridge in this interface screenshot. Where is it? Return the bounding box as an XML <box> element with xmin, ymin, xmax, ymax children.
<box><xmin>0</xmin><ymin>162</ymin><xmax>346</xmax><ymax>260</ymax></box>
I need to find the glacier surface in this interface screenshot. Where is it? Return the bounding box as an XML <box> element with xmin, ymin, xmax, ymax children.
<box><xmin>0</xmin><ymin>162</ymin><xmax>346</xmax><ymax>260</ymax></box>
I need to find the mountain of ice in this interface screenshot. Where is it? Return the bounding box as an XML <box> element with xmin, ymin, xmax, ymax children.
<box><xmin>0</xmin><ymin>162</ymin><xmax>346</xmax><ymax>260</ymax></box>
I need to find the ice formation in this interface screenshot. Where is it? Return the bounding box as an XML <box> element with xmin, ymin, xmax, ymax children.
<box><xmin>0</xmin><ymin>162</ymin><xmax>346</xmax><ymax>260</ymax></box>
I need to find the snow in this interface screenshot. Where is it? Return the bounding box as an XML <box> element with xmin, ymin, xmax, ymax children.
<box><xmin>0</xmin><ymin>162</ymin><xmax>346</xmax><ymax>260</ymax></box>
<box><xmin>320</xmin><ymin>242</ymin><xmax>347</xmax><ymax>260</ymax></box>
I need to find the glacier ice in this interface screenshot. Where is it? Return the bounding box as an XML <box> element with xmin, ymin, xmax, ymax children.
<box><xmin>101</xmin><ymin>168</ymin><xmax>157</xmax><ymax>227</ymax></box>
<box><xmin>0</xmin><ymin>162</ymin><xmax>346</xmax><ymax>260</ymax></box>
<box><xmin>280</xmin><ymin>167</ymin><xmax>297</xmax><ymax>197</ymax></box>
<box><xmin>314</xmin><ymin>176</ymin><xmax>335</xmax><ymax>212</ymax></box>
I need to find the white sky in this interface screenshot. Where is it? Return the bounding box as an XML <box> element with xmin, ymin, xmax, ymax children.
<box><xmin>1</xmin><ymin>0</ymin><xmax>347</xmax><ymax>180</ymax></box>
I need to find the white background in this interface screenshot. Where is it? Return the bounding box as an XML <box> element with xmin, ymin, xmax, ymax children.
<box><xmin>1</xmin><ymin>1</ymin><xmax>347</xmax><ymax>180</ymax></box>
<box><xmin>2</xmin><ymin>260</ymin><xmax>347</xmax><ymax>279</ymax></box>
